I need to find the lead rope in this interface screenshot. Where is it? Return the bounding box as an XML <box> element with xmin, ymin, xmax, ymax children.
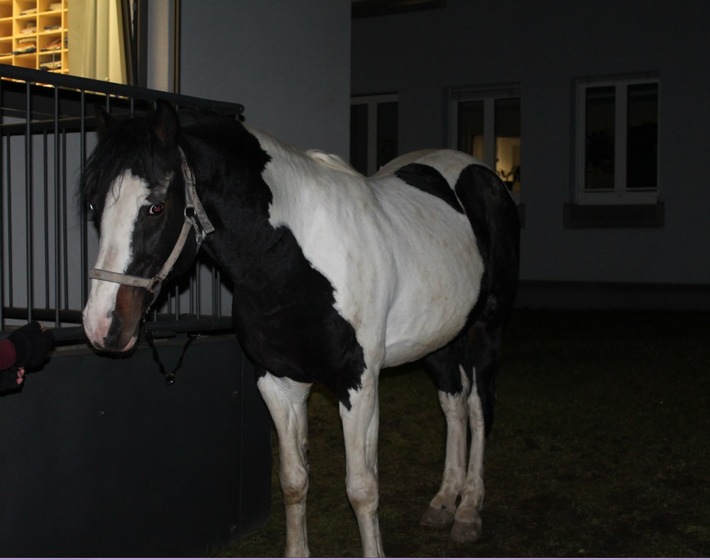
<box><xmin>143</xmin><ymin>324</ymin><xmax>197</xmax><ymax>385</ymax></box>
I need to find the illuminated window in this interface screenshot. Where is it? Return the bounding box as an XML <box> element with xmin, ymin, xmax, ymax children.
<box><xmin>0</xmin><ymin>0</ymin><xmax>146</xmax><ymax>85</ymax></box>
<box><xmin>449</xmin><ymin>85</ymin><xmax>521</xmax><ymax>199</ymax></box>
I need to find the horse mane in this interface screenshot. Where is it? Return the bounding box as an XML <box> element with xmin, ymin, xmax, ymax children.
<box><xmin>81</xmin><ymin>114</ymin><xmax>154</xmax><ymax>210</ymax></box>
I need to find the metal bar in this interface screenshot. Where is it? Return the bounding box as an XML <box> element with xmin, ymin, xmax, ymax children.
<box><xmin>0</xmin><ymin>78</ymin><xmax>4</xmax><ymax>329</ymax></box>
<box><xmin>80</xmin><ymin>91</ymin><xmax>88</xmax><ymax>306</ymax></box>
<box><xmin>0</xmin><ymin>64</ymin><xmax>244</xmax><ymax>117</ymax></box>
<box><xmin>54</xmin><ymin>86</ymin><xmax>61</xmax><ymax>327</ymax></box>
<box><xmin>43</xmin><ymin>130</ymin><xmax>50</xmax><ymax>309</ymax></box>
<box><xmin>48</xmin><ymin>316</ymin><xmax>234</xmax><ymax>345</ymax></box>
<box><xmin>61</xmin><ymin>128</ymin><xmax>68</xmax><ymax>315</ymax></box>
<box><xmin>5</xmin><ymin>129</ymin><xmax>12</xmax><ymax>307</ymax></box>
<box><xmin>24</xmin><ymin>82</ymin><xmax>32</xmax><ymax>322</ymax></box>
<box><xmin>172</xmin><ymin>0</ymin><xmax>181</xmax><ymax>93</ymax></box>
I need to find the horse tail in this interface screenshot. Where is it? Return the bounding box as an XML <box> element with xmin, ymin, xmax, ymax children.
<box><xmin>455</xmin><ymin>163</ymin><xmax>521</xmax><ymax>435</ymax></box>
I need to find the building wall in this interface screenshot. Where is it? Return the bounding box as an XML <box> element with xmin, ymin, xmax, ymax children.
<box><xmin>352</xmin><ymin>0</ymin><xmax>710</xmax><ymax>288</ymax></box>
<box><xmin>180</xmin><ymin>0</ymin><xmax>351</xmax><ymax>157</ymax></box>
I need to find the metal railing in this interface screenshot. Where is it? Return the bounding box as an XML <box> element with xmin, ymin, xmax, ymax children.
<box><xmin>0</xmin><ymin>65</ymin><xmax>242</xmax><ymax>345</ymax></box>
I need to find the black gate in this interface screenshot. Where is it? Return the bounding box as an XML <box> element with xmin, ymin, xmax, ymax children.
<box><xmin>0</xmin><ymin>66</ymin><xmax>271</xmax><ymax>556</ymax></box>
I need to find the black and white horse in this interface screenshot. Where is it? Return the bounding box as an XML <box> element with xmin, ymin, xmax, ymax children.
<box><xmin>81</xmin><ymin>100</ymin><xmax>520</xmax><ymax>557</ymax></box>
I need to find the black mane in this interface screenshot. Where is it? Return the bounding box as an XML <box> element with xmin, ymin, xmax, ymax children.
<box><xmin>81</xmin><ymin>112</ymin><xmax>156</xmax><ymax>216</ymax></box>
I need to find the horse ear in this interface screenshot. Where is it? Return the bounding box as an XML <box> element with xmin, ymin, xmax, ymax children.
<box><xmin>152</xmin><ymin>99</ymin><xmax>180</xmax><ymax>150</ymax></box>
<box><xmin>94</xmin><ymin>105</ymin><xmax>114</xmax><ymax>138</ymax></box>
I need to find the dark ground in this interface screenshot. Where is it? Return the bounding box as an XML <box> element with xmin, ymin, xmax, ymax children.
<box><xmin>217</xmin><ymin>310</ymin><xmax>710</xmax><ymax>557</ymax></box>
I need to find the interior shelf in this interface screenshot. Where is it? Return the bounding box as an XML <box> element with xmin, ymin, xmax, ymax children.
<box><xmin>0</xmin><ymin>0</ymin><xmax>67</xmax><ymax>74</ymax></box>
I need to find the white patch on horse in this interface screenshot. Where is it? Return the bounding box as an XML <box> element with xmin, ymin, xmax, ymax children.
<box><xmin>253</xmin><ymin>127</ymin><xmax>484</xmax><ymax>370</ymax></box>
<box><xmin>82</xmin><ymin>171</ymin><xmax>150</xmax><ymax>347</ymax></box>
<box><xmin>256</xmin><ymin>373</ymin><xmax>312</xmax><ymax>557</ymax></box>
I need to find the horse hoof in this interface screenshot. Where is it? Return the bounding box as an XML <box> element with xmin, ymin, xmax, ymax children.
<box><xmin>420</xmin><ymin>505</ymin><xmax>454</xmax><ymax>528</ymax></box>
<box><xmin>449</xmin><ymin>517</ymin><xmax>482</xmax><ymax>543</ymax></box>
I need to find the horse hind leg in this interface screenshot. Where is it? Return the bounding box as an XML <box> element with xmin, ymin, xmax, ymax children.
<box><xmin>419</xmin><ymin>339</ymin><xmax>471</xmax><ymax>530</ymax></box>
<box><xmin>421</xmin><ymin>322</ymin><xmax>502</xmax><ymax>543</ymax></box>
<box><xmin>256</xmin><ymin>372</ymin><xmax>312</xmax><ymax>557</ymax></box>
<box><xmin>449</xmin><ymin>322</ymin><xmax>503</xmax><ymax>543</ymax></box>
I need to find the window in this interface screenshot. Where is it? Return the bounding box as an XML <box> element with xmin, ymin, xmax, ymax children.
<box><xmin>575</xmin><ymin>76</ymin><xmax>659</xmax><ymax>204</ymax></box>
<box><xmin>0</xmin><ymin>1</ymin><xmax>155</xmax><ymax>87</ymax></box>
<box><xmin>449</xmin><ymin>85</ymin><xmax>521</xmax><ymax>200</ymax></box>
<box><xmin>350</xmin><ymin>94</ymin><xmax>398</xmax><ymax>175</ymax></box>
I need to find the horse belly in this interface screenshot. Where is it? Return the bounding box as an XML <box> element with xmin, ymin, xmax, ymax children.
<box><xmin>382</xmin><ymin>218</ymin><xmax>483</xmax><ymax>367</ymax></box>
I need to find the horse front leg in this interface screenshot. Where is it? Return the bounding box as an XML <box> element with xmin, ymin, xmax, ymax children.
<box><xmin>257</xmin><ymin>372</ymin><xmax>312</xmax><ymax>557</ymax></box>
<box><xmin>339</xmin><ymin>367</ymin><xmax>384</xmax><ymax>557</ymax></box>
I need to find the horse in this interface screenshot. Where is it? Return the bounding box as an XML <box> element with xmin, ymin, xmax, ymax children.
<box><xmin>80</xmin><ymin>100</ymin><xmax>520</xmax><ymax>557</ymax></box>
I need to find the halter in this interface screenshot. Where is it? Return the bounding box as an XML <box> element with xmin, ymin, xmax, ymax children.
<box><xmin>89</xmin><ymin>147</ymin><xmax>215</xmax><ymax>295</ymax></box>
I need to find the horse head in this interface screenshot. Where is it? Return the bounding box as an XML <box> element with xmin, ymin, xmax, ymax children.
<box><xmin>81</xmin><ymin>100</ymin><xmax>206</xmax><ymax>353</ymax></box>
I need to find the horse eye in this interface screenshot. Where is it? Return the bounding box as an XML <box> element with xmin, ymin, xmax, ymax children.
<box><xmin>148</xmin><ymin>203</ymin><xmax>164</xmax><ymax>216</ymax></box>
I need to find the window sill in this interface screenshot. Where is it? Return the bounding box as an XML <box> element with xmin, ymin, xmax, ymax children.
<box><xmin>563</xmin><ymin>201</ymin><xmax>664</xmax><ymax>228</ymax></box>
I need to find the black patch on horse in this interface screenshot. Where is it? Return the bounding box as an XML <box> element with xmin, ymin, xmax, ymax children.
<box><xmin>228</xmin><ymin>223</ymin><xmax>367</xmax><ymax>410</ymax></box>
<box><xmin>187</xmin><ymin>125</ymin><xmax>367</xmax><ymax>410</ymax></box>
<box><xmin>395</xmin><ymin>163</ymin><xmax>464</xmax><ymax>213</ymax></box>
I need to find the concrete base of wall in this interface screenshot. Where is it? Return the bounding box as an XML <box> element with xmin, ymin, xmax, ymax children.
<box><xmin>516</xmin><ymin>280</ymin><xmax>710</xmax><ymax>311</ymax></box>
<box><xmin>0</xmin><ymin>334</ymin><xmax>271</xmax><ymax>557</ymax></box>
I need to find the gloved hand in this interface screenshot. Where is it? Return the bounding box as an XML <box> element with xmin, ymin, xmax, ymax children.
<box><xmin>7</xmin><ymin>322</ymin><xmax>54</xmax><ymax>369</ymax></box>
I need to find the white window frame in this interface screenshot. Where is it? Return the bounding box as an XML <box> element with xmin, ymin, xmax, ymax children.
<box><xmin>448</xmin><ymin>84</ymin><xmax>522</xmax><ymax>203</ymax></box>
<box><xmin>351</xmin><ymin>93</ymin><xmax>399</xmax><ymax>175</ymax></box>
<box><xmin>575</xmin><ymin>75</ymin><xmax>660</xmax><ymax>205</ymax></box>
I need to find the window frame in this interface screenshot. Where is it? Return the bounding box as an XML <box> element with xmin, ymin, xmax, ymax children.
<box><xmin>574</xmin><ymin>74</ymin><xmax>660</xmax><ymax>205</ymax></box>
<box><xmin>447</xmin><ymin>84</ymin><xmax>522</xmax><ymax>203</ymax></box>
<box><xmin>350</xmin><ymin>93</ymin><xmax>399</xmax><ymax>175</ymax></box>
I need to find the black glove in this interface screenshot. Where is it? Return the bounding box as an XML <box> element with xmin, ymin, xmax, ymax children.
<box><xmin>0</xmin><ymin>367</ymin><xmax>22</xmax><ymax>392</ymax></box>
<box><xmin>7</xmin><ymin>322</ymin><xmax>54</xmax><ymax>369</ymax></box>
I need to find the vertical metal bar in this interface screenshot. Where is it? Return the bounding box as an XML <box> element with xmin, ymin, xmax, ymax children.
<box><xmin>5</xmin><ymin>127</ymin><xmax>12</xmax><ymax>307</ymax></box>
<box><xmin>54</xmin><ymin>86</ymin><xmax>62</xmax><ymax>327</ymax></box>
<box><xmin>193</xmin><ymin>266</ymin><xmax>200</xmax><ymax>317</ymax></box>
<box><xmin>172</xmin><ymin>0</ymin><xmax>181</xmax><ymax>93</ymax></box>
<box><xmin>174</xmin><ymin>284</ymin><xmax>180</xmax><ymax>320</ymax></box>
<box><xmin>43</xmin><ymin>130</ymin><xmax>50</xmax><ymax>310</ymax></box>
<box><xmin>25</xmin><ymin>82</ymin><xmax>33</xmax><ymax>322</ymax></box>
<box><xmin>217</xmin><ymin>270</ymin><xmax>223</xmax><ymax>317</ymax></box>
<box><xmin>80</xmin><ymin>90</ymin><xmax>88</xmax><ymax>305</ymax></box>
<box><xmin>61</xmin><ymin>128</ymin><xmax>69</xmax><ymax>315</ymax></box>
<box><xmin>212</xmin><ymin>265</ymin><xmax>218</xmax><ymax>317</ymax></box>
<box><xmin>0</xmin><ymin>78</ymin><xmax>4</xmax><ymax>329</ymax></box>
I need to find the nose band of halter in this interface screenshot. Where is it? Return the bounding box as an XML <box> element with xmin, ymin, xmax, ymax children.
<box><xmin>89</xmin><ymin>147</ymin><xmax>215</xmax><ymax>295</ymax></box>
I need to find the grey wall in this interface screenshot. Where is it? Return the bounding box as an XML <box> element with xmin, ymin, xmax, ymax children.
<box><xmin>180</xmin><ymin>0</ymin><xmax>351</xmax><ymax>157</ymax></box>
<box><xmin>352</xmin><ymin>0</ymin><xmax>710</xmax><ymax>287</ymax></box>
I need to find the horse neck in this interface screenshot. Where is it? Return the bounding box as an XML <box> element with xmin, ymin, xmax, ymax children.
<box><xmin>196</xmin><ymin>126</ymin><xmax>361</xmax><ymax>292</ymax></box>
<box><xmin>247</xmin><ymin>126</ymin><xmax>363</xmax><ymax>221</ymax></box>
<box><xmin>191</xmin><ymin>127</ymin><xmax>306</xmax><ymax>287</ymax></box>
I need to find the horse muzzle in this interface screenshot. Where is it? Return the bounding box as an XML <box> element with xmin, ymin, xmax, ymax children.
<box><xmin>82</xmin><ymin>284</ymin><xmax>148</xmax><ymax>353</ymax></box>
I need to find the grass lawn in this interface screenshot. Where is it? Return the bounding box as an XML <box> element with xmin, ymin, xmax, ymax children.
<box><xmin>217</xmin><ymin>310</ymin><xmax>710</xmax><ymax>557</ymax></box>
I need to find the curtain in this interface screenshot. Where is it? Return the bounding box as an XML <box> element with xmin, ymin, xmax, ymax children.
<box><xmin>68</xmin><ymin>0</ymin><xmax>127</xmax><ymax>83</ymax></box>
